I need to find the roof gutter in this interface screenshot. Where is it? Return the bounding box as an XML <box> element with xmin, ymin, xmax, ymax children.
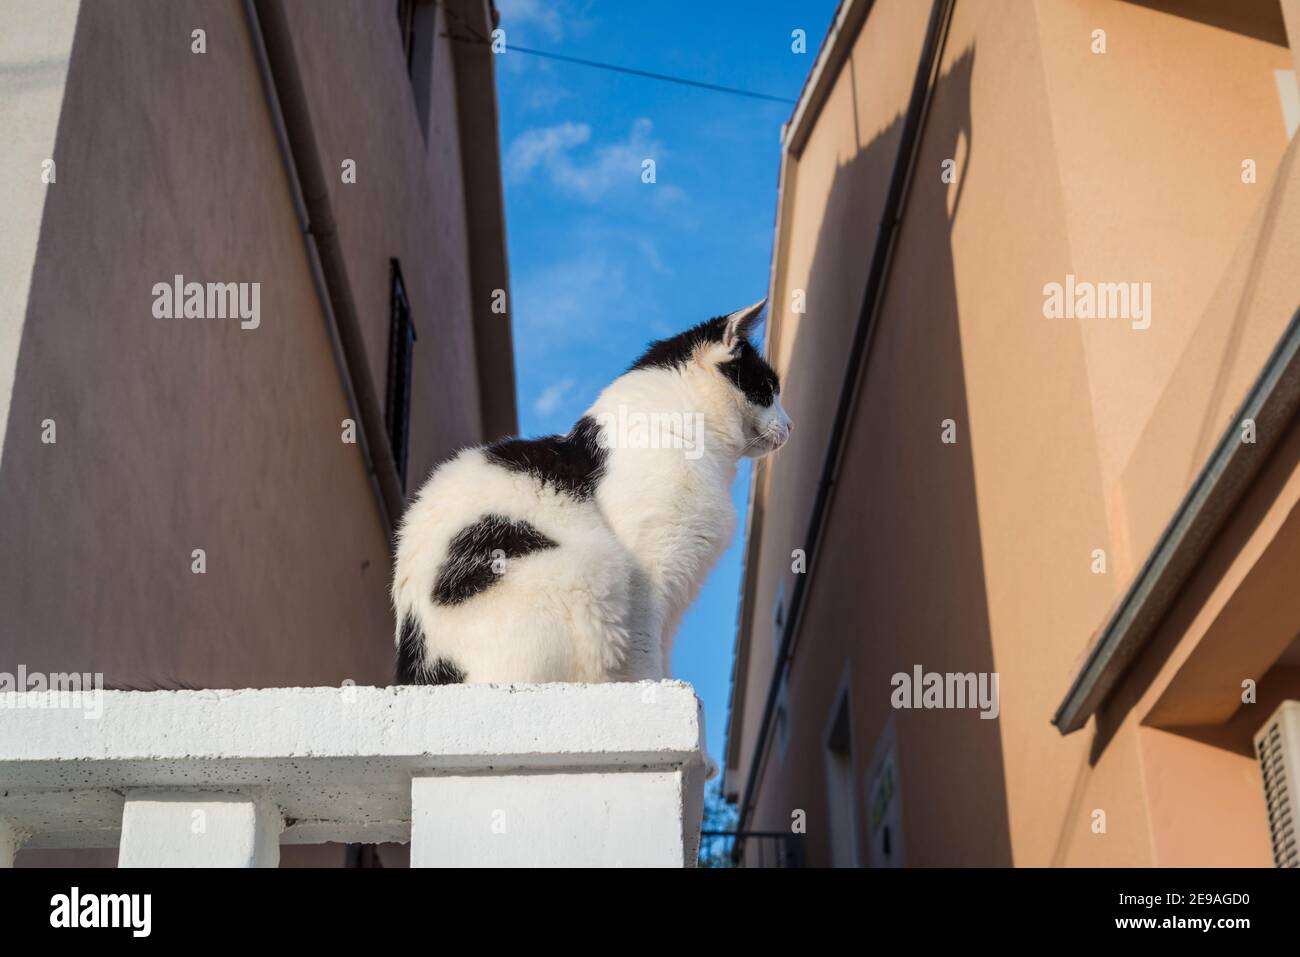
<box><xmin>444</xmin><ymin>0</ymin><xmax>518</xmax><ymax>441</ymax></box>
<box><xmin>735</xmin><ymin>0</ymin><xmax>957</xmax><ymax>832</ymax></box>
<box><xmin>1053</xmin><ymin>305</ymin><xmax>1300</xmax><ymax>734</ymax></box>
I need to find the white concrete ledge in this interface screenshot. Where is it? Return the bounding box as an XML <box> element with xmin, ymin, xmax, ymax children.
<box><xmin>0</xmin><ymin>682</ymin><xmax>707</xmax><ymax>866</ymax></box>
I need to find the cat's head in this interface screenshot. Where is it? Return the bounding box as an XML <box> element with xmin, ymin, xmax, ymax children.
<box><xmin>628</xmin><ymin>300</ymin><xmax>793</xmax><ymax>458</ymax></box>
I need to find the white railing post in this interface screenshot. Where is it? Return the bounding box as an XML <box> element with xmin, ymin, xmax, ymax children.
<box><xmin>410</xmin><ymin>769</ymin><xmax>699</xmax><ymax>867</ymax></box>
<box><xmin>0</xmin><ymin>819</ymin><xmax>21</xmax><ymax>868</ymax></box>
<box><xmin>118</xmin><ymin>791</ymin><xmax>282</xmax><ymax>868</ymax></box>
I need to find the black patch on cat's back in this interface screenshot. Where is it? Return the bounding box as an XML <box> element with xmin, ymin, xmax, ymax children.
<box><xmin>484</xmin><ymin>416</ymin><xmax>606</xmax><ymax>500</ymax></box>
<box><xmin>432</xmin><ymin>514</ymin><xmax>558</xmax><ymax>606</ymax></box>
<box><xmin>395</xmin><ymin>614</ymin><xmax>466</xmax><ymax>685</ymax></box>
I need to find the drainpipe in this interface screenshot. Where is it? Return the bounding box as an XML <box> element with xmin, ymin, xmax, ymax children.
<box><xmin>736</xmin><ymin>0</ymin><xmax>957</xmax><ymax>838</ymax></box>
<box><xmin>241</xmin><ymin>0</ymin><xmax>403</xmax><ymax>537</ymax></box>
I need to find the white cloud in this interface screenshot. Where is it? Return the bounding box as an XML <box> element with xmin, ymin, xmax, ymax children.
<box><xmin>506</xmin><ymin>118</ymin><xmax>669</xmax><ymax>203</ymax></box>
<box><xmin>516</xmin><ymin>250</ymin><xmax>626</xmax><ymax>338</ymax></box>
<box><xmin>634</xmin><ymin>236</ymin><xmax>670</xmax><ymax>274</ymax></box>
<box><xmin>495</xmin><ymin>0</ymin><xmax>567</xmax><ymax>41</ymax></box>
<box><xmin>506</xmin><ymin>122</ymin><xmax>591</xmax><ymax>180</ymax></box>
<box><xmin>651</xmin><ymin>183</ymin><xmax>688</xmax><ymax>208</ymax></box>
<box><xmin>532</xmin><ymin>377</ymin><xmax>577</xmax><ymax>417</ymax></box>
<box><xmin>523</xmin><ymin>80</ymin><xmax>573</xmax><ymax>111</ymax></box>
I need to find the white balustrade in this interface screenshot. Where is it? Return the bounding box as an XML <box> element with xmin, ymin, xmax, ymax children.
<box><xmin>0</xmin><ymin>682</ymin><xmax>708</xmax><ymax>868</ymax></box>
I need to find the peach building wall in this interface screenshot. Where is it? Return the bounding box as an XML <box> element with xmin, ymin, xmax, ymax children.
<box><xmin>729</xmin><ymin>0</ymin><xmax>1300</xmax><ymax>867</ymax></box>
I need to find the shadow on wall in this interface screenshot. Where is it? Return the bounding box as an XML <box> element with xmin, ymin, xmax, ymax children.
<box><xmin>752</xmin><ymin>45</ymin><xmax>1013</xmax><ymax>866</ymax></box>
<box><xmin>1123</xmin><ymin>0</ymin><xmax>1290</xmax><ymax>46</ymax></box>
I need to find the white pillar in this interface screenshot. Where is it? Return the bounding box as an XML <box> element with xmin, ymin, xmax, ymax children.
<box><xmin>0</xmin><ymin>819</ymin><xmax>22</xmax><ymax>867</ymax></box>
<box><xmin>411</xmin><ymin>769</ymin><xmax>700</xmax><ymax>867</ymax></box>
<box><xmin>118</xmin><ymin>791</ymin><xmax>282</xmax><ymax>867</ymax></box>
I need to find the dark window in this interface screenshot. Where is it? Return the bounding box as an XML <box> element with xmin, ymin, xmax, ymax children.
<box><xmin>386</xmin><ymin>259</ymin><xmax>416</xmax><ymax>493</ymax></box>
<box><xmin>396</xmin><ymin>0</ymin><xmax>436</xmax><ymax>141</ymax></box>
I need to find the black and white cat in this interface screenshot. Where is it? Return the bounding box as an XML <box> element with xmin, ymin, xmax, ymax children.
<box><xmin>392</xmin><ymin>300</ymin><xmax>792</xmax><ymax>685</ymax></box>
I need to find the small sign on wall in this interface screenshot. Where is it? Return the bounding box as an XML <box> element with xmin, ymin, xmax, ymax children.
<box><xmin>866</xmin><ymin>718</ymin><xmax>903</xmax><ymax>867</ymax></box>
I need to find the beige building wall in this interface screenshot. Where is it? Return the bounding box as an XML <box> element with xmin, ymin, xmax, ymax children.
<box><xmin>728</xmin><ymin>0</ymin><xmax>1300</xmax><ymax>867</ymax></box>
<box><xmin>1</xmin><ymin>0</ymin><xmax>513</xmax><ymax>867</ymax></box>
<box><xmin>0</xmin><ymin>5</ymin><xmax>514</xmax><ymax>889</ymax></box>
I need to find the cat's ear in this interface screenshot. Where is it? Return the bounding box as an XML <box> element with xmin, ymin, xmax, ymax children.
<box><xmin>721</xmin><ymin>299</ymin><xmax>766</xmax><ymax>351</ymax></box>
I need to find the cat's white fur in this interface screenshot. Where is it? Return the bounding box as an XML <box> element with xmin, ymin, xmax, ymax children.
<box><xmin>392</xmin><ymin>301</ymin><xmax>791</xmax><ymax>684</ymax></box>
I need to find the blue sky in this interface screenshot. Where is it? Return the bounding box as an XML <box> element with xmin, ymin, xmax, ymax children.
<box><xmin>493</xmin><ymin>0</ymin><xmax>838</xmax><ymax>763</ymax></box>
